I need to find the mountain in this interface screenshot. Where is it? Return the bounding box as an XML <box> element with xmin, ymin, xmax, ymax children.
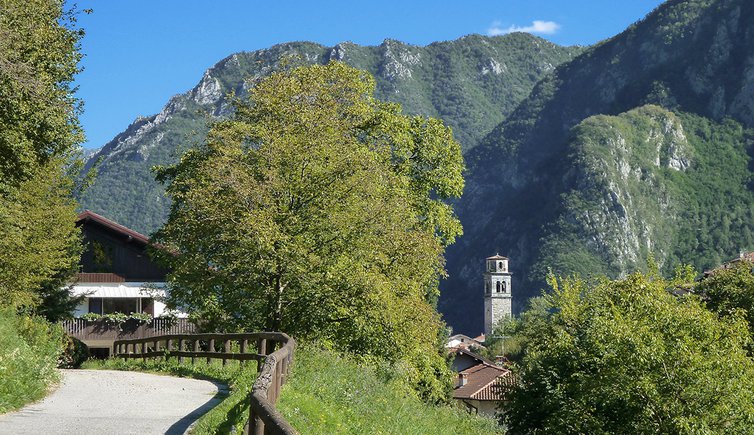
<box><xmin>442</xmin><ymin>0</ymin><xmax>754</xmax><ymax>332</ymax></box>
<box><xmin>78</xmin><ymin>34</ymin><xmax>581</xmax><ymax>234</ymax></box>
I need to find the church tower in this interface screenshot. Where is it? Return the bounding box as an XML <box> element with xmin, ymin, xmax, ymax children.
<box><xmin>484</xmin><ymin>254</ymin><xmax>512</xmax><ymax>335</ymax></box>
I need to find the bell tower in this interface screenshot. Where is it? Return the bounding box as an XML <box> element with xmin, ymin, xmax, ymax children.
<box><xmin>484</xmin><ymin>254</ymin><xmax>512</xmax><ymax>335</ymax></box>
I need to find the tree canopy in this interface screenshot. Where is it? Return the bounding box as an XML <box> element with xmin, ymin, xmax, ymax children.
<box><xmin>504</xmin><ymin>270</ymin><xmax>754</xmax><ymax>434</ymax></box>
<box><xmin>0</xmin><ymin>0</ymin><xmax>84</xmax><ymax>314</ymax></box>
<box><xmin>153</xmin><ymin>61</ymin><xmax>464</xmax><ymax>402</ymax></box>
<box><xmin>695</xmin><ymin>260</ymin><xmax>754</xmax><ymax>352</ymax></box>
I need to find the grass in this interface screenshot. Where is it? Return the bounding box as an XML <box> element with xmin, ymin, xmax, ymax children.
<box><xmin>83</xmin><ymin>344</ymin><xmax>503</xmax><ymax>434</ymax></box>
<box><xmin>0</xmin><ymin>310</ymin><xmax>65</xmax><ymax>414</ymax></box>
<box><xmin>277</xmin><ymin>344</ymin><xmax>503</xmax><ymax>435</ymax></box>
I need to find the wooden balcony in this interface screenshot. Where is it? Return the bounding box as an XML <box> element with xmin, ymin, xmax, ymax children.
<box><xmin>61</xmin><ymin>318</ymin><xmax>196</xmax><ymax>351</ymax></box>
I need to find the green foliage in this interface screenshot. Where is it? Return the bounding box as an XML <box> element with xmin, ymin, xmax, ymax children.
<box><xmin>504</xmin><ymin>271</ymin><xmax>754</xmax><ymax>433</ymax></box>
<box><xmin>0</xmin><ymin>0</ymin><xmax>84</xmax><ymax>315</ymax></box>
<box><xmin>153</xmin><ymin>62</ymin><xmax>462</xmax><ymax>402</ymax></box>
<box><xmin>536</xmin><ymin>106</ymin><xmax>754</xmax><ymax>283</ymax></box>
<box><xmin>0</xmin><ymin>0</ymin><xmax>84</xmax><ymax>184</ymax></box>
<box><xmin>478</xmin><ymin>316</ymin><xmax>522</xmax><ymax>362</ymax></box>
<box><xmin>696</xmin><ymin>260</ymin><xmax>754</xmax><ymax>350</ymax></box>
<box><xmin>58</xmin><ymin>335</ymin><xmax>89</xmax><ymax>369</ymax></box>
<box><xmin>0</xmin><ymin>309</ymin><xmax>65</xmax><ymax>413</ymax></box>
<box><xmin>79</xmin><ymin>312</ymin><xmax>153</xmax><ymax>330</ymax></box>
<box><xmin>277</xmin><ymin>344</ymin><xmax>502</xmax><ymax>435</ymax></box>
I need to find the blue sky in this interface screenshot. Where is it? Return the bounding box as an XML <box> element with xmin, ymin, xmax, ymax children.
<box><xmin>73</xmin><ymin>0</ymin><xmax>665</xmax><ymax>149</ymax></box>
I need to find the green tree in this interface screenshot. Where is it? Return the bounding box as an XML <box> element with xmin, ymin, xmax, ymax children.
<box><xmin>696</xmin><ymin>260</ymin><xmax>754</xmax><ymax>351</ymax></box>
<box><xmin>153</xmin><ymin>62</ymin><xmax>464</xmax><ymax>402</ymax></box>
<box><xmin>504</xmin><ymin>270</ymin><xmax>754</xmax><ymax>434</ymax></box>
<box><xmin>0</xmin><ymin>0</ymin><xmax>84</xmax><ymax>314</ymax></box>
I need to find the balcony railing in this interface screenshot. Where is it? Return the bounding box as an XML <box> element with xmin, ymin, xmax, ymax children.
<box><xmin>61</xmin><ymin>318</ymin><xmax>196</xmax><ymax>343</ymax></box>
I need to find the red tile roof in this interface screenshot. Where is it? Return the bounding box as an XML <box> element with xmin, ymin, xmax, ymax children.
<box><xmin>453</xmin><ymin>362</ymin><xmax>512</xmax><ymax>401</ymax></box>
<box><xmin>76</xmin><ymin>273</ymin><xmax>126</xmax><ymax>283</ymax></box>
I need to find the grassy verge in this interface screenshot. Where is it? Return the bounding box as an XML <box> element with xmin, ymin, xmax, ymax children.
<box><xmin>277</xmin><ymin>345</ymin><xmax>503</xmax><ymax>434</ymax></box>
<box><xmin>84</xmin><ymin>344</ymin><xmax>503</xmax><ymax>434</ymax></box>
<box><xmin>0</xmin><ymin>309</ymin><xmax>64</xmax><ymax>414</ymax></box>
<box><xmin>81</xmin><ymin>357</ymin><xmax>257</xmax><ymax>433</ymax></box>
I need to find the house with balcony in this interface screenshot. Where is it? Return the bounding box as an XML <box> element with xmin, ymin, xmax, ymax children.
<box><xmin>64</xmin><ymin>211</ymin><xmax>193</xmax><ymax>354</ymax></box>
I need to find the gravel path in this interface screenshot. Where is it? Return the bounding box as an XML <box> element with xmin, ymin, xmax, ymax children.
<box><xmin>0</xmin><ymin>369</ymin><xmax>225</xmax><ymax>435</ymax></box>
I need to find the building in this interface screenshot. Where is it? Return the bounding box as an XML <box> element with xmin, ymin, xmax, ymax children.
<box><xmin>703</xmin><ymin>251</ymin><xmax>754</xmax><ymax>278</ymax></box>
<box><xmin>450</xmin><ymin>348</ymin><xmax>513</xmax><ymax>416</ymax></box>
<box><xmin>483</xmin><ymin>254</ymin><xmax>512</xmax><ymax>335</ymax></box>
<box><xmin>71</xmin><ymin>210</ymin><xmax>174</xmax><ymax>318</ymax></box>
<box><xmin>445</xmin><ymin>333</ymin><xmax>486</xmax><ymax>352</ymax></box>
<box><xmin>62</xmin><ymin>211</ymin><xmax>195</xmax><ymax>355</ymax></box>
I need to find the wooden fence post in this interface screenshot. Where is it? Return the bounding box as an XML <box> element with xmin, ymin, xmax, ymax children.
<box><xmin>223</xmin><ymin>339</ymin><xmax>231</xmax><ymax>366</ymax></box>
<box><xmin>257</xmin><ymin>338</ymin><xmax>267</xmax><ymax>372</ymax></box>
<box><xmin>192</xmin><ymin>339</ymin><xmax>199</xmax><ymax>364</ymax></box>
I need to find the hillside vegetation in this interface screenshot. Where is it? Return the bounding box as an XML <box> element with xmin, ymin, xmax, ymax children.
<box><xmin>443</xmin><ymin>0</ymin><xmax>754</xmax><ymax>332</ymax></box>
<box><xmin>277</xmin><ymin>345</ymin><xmax>501</xmax><ymax>434</ymax></box>
<box><xmin>77</xmin><ymin>34</ymin><xmax>582</xmax><ymax>235</ymax></box>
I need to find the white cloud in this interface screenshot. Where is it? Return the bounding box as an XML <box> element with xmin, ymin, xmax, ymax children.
<box><xmin>487</xmin><ymin>20</ymin><xmax>561</xmax><ymax>36</ymax></box>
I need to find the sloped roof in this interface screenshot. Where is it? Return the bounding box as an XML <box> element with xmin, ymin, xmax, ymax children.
<box><xmin>453</xmin><ymin>363</ymin><xmax>512</xmax><ymax>401</ymax></box>
<box><xmin>486</xmin><ymin>254</ymin><xmax>508</xmax><ymax>260</ymax></box>
<box><xmin>77</xmin><ymin>210</ymin><xmax>150</xmax><ymax>244</ymax></box>
<box><xmin>450</xmin><ymin>347</ymin><xmax>496</xmax><ymax>366</ymax></box>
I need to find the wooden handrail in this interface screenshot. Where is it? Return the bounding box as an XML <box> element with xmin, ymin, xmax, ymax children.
<box><xmin>112</xmin><ymin>331</ymin><xmax>297</xmax><ymax>435</ymax></box>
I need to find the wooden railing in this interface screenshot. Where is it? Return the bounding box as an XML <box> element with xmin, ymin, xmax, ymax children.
<box><xmin>113</xmin><ymin>332</ymin><xmax>297</xmax><ymax>435</ymax></box>
<box><xmin>62</xmin><ymin>318</ymin><xmax>196</xmax><ymax>342</ymax></box>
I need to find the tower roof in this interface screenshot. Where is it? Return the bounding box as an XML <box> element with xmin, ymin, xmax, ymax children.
<box><xmin>486</xmin><ymin>254</ymin><xmax>508</xmax><ymax>260</ymax></box>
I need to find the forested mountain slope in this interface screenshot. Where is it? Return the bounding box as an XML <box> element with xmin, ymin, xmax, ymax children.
<box><xmin>442</xmin><ymin>0</ymin><xmax>754</xmax><ymax>332</ymax></box>
<box><xmin>78</xmin><ymin>34</ymin><xmax>580</xmax><ymax>234</ymax></box>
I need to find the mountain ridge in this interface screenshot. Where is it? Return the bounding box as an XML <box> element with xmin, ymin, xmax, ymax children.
<box><xmin>79</xmin><ymin>33</ymin><xmax>582</xmax><ymax>235</ymax></box>
<box><xmin>441</xmin><ymin>0</ymin><xmax>754</xmax><ymax>332</ymax></box>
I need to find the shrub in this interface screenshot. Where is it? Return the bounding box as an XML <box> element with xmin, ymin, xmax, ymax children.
<box><xmin>0</xmin><ymin>309</ymin><xmax>65</xmax><ymax>413</ymax></box>
<box><xmin>58</xmin><ymin>335</ymin><xmax>89</xmax><ymax>369</ymax></box>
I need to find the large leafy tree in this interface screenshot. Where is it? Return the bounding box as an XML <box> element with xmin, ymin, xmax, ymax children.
<box><xmin>0</xmin><ymin>0</ymin><xmax>84</xmax><ymax>314</ymax></box>
<box><xmin>696</xmin><ymin>260</ymin><xmax>754</xmax><ymax>351</ymax></box>
<box><xmin>504</xmin><ymin>270</ymin><xmax>754</xmax><ymax>433</ymax></box>
<box><xmin>153</xmin><ymin>61</ymin><xmax>464</xmax><ymax>402</ymax></box>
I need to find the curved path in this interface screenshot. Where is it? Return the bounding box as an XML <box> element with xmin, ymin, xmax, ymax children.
<box><xmin>0</xmin><ymin>369</ymin><xmax>224</xmax><ymax>435</ymax></box>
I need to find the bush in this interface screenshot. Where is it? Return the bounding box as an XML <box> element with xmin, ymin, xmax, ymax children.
<box><xmin>505</xmin><ymin>271</ymin><xmax>754</xmax><ymax>433</ymax></box>
<box><xmin>58</xmin><ymin>335</ymin><xmax>89</xmax><ymax>369</ymax></box>
<box><xmin>0</xmin><ymin>309</ymin><xmax>65</xmax><ymax>413</ymax></box>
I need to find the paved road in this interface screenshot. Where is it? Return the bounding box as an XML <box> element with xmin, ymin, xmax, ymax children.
<box><xmin>0</xmin><ymin>369</ymin><xmax>225</xmax><ymax>435</ymax></box>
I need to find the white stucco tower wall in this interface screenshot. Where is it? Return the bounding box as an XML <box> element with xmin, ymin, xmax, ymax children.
<box><xmin>483</xmin><ymin>254</ymin><xmax>512</xmax><ymax>335</ymax></box>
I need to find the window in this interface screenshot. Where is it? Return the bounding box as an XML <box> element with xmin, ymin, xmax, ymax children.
<box><xmin>498</xmin><ymin>261</ymin><xmax>503</xmax><ymax>270</ymax></box>
<box><xmin>496</xmin><ymin>281</ymin><xmax>502</xmax><ymax>293</ymax></box>
<box><xmin>102</xmin><ymin>298</ymin><xmax>139</xmax><ymax>314</ymax></box>
<box><xmin>89</xmin><ymin>298</ymin><xmax>103</xmax><ymax>314</ymax></box>
<box><xmin>502</xmin><ymin>281</ymin><xmax>507</xmax><ymax>293</ymax></box>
